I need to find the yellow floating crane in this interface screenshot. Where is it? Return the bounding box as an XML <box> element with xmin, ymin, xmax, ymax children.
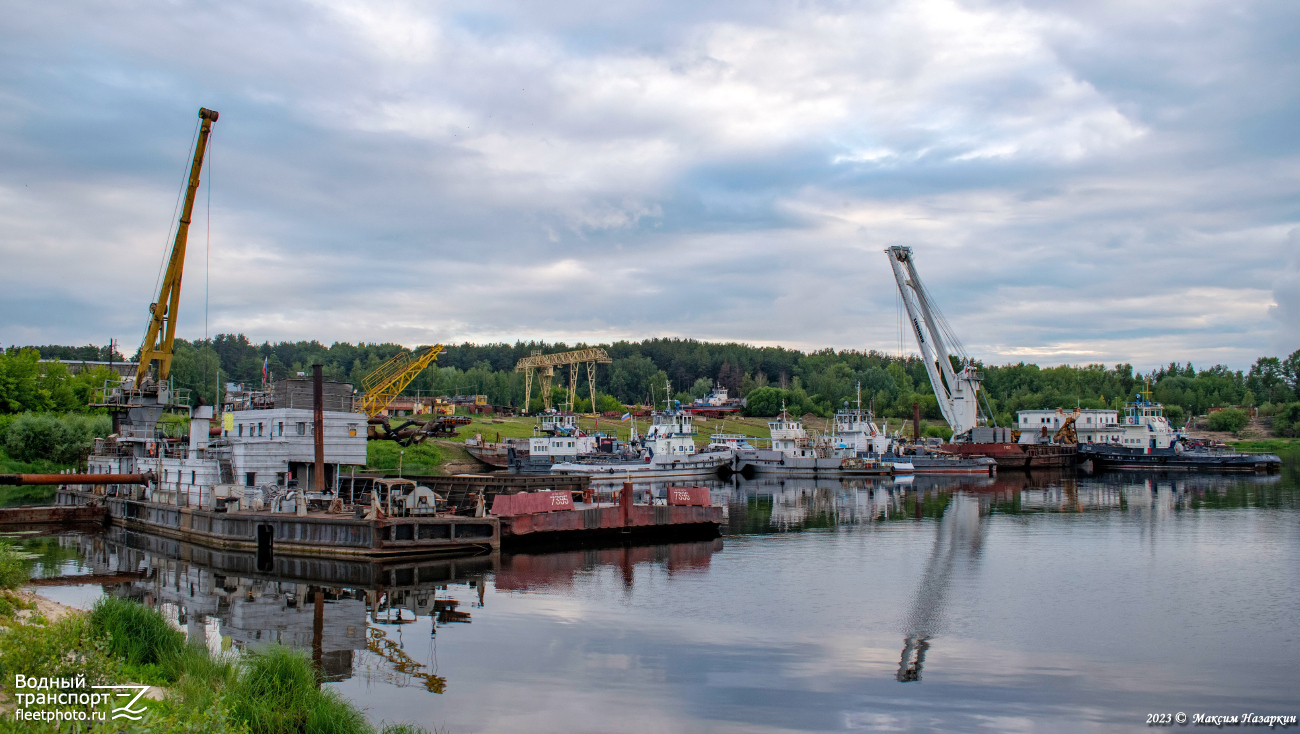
<box><xmin>135</xmin><ymin>108</ymin><xmax>219</xmax><ymax>389</ymax></box>
<box><xmin>358</xmin><ymin>345</ymin><xmax>445</xmax><ymax>419</ymax></box>
<box><xmin>515</xmin><ymin>348</ymin><xmax>612</xmax><ymax>415</ymax></box>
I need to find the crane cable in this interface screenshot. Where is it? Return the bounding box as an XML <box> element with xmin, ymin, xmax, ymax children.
<box><xmin>138</xmin><ymin>118</ymin><xmax>202</xmax><ymax>366</ymax></box>
<box><xmin>203</xmin><ymin>127</ymin><xmax>214</xmax><ymax>402</ymax></box>
<box><xmin>205</xmin><ymin>127</ymin><xmax>213</xmax><ymax>341</ymax></box>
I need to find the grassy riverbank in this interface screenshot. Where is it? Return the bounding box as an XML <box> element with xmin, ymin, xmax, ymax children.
<box><xmin>1228</xmin><ymin>438</ymin><xmax>1300</xmax><ymax>454</ymax></box>
<box><xmin>0</xmin><ymin>447</ymin><xmax>71</xmax><ymax>507</ymax></box>
<box><xmin>0</xmin><ymin>544</ymin><xmax>438</xmax><ymax>733</ymax></box>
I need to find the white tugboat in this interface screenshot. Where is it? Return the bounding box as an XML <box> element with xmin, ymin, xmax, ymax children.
<box><xmin>827</xmin><ymin>385</ymin><xmax>894</xmax><ymax>456</ymax></box>
<box><xmin>549</xmin><ymin>384</ymin><xmax>732</xmax><ymax>479</ymax></box>
<box><xmin>733</xmin><ymin>404</ymin><xmax>895</xmax><ymax>477</ymax></box>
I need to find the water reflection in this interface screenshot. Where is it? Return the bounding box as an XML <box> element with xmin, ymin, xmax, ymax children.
<box><xmin>40</xmin><ymin>526</ymin><xmax>727</xmax><ymax>698</ymax></box>
<box><xmin>14</xmin><ymin>467</ymin><xmax>1299</xmax><ymax>733</ymax></box>
<box><xmin>710</xmin><ymin>470</ymin><xmax>1291</xmax><ymax>533</ymax></box>
<box><xmin>59</xmin><ymin>526</ymin><xmax>493</xmax><ymax>687</ymax></box>
<box><xmin>897</xmin><ymin>492</ymin><xmax>983</xmax><ymax>682</ymax></box>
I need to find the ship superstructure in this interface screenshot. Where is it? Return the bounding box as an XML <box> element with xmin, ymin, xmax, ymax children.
<box><xmin>59</xmin><ymin>107</ymin><xmax>499</xmax><ymax>556</ymax></box>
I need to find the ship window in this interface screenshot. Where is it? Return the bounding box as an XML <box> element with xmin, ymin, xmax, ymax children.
<box><xmin>245</xmin><ymin>472</ymin><xmax>255</xmax><ymax>487</ymax></box>
<box><xmin>238</xmin><ymin>424</ymin><xmax>244</xmax><ymax>437</ymax></box>
<box><xmin>258</xmin><ymin>423</ymin><xmax>264</xmax><ymax>436</ymax></box>
<box><xmin>278</xmin><ymin>422</ymin><xmax>284</xmax><ymax>436</ymax></box>
<box><xmin>296</xmin><ymin>422</ymin><xmax>306</xmax><ymax>436</ymax></box>
<box><xmin>191</xmin><ymin>471</ymin><xmax>196</xmax><ymax>484</ymax></box>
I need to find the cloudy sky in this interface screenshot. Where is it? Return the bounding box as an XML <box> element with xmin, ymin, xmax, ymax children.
<box><xmin>2</xmin><ymin>0</ymin><xmax>1297</xmax><ymax>370</ymax></box>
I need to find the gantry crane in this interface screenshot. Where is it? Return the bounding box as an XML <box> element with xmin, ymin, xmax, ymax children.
<box><xmin>358</xmin><ymin>345</ymin><xmax>445</xmax><ymax>419</ymax></box>
<box><xmin>135</xmin><ymin>108</ymin><xmax>219</xmax><ymax>389</ymax></box>
<box><xmin>515</xmin><ymin>348</ymin><xmax>612</xmax><ymax>414</ymax></box>
<box><xmin>886</xmin><ymin>246</ymin><xmax>986</xmax><ymax>441</ymax></box>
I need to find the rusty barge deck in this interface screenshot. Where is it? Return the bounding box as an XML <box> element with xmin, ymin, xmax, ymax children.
<box><xmin>55</xmin><ymin>489</ymin><xmax>498</xmax><ymax>557</ymax></box>
<box><xmin>0</xmin><ymin>504</ymin><xmax>109</xmax><ymax>527</ymax></box>
<box><xmin>492</xmin><ymin>485</ymin><xmax>723</xmax><ymax>546</ymax></box>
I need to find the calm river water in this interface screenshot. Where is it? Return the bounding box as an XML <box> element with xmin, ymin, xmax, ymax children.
<box><xmin>16</xmin><ymin>465</ymin><xmax>1300</xmax><ymax>733</ymax></box>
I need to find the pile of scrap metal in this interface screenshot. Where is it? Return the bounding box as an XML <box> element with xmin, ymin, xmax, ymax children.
<box><xmin>367</xmin><ymin>415</ymin><xmax>474</xmax><ymax>446</ymax></box>
<box><xmin>355</xmin><ymin>478</ymin><xmax>451</xmax><ymax>519</ymax></box>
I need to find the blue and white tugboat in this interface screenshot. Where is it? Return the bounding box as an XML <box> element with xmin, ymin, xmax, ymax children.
<box><xmin>1077</xmin><ymin>394</ymin><xmax>1281</xmax><ymax>472</ymax></box>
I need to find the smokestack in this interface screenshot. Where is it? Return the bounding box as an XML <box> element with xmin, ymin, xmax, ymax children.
<box><xmin>912</xmin><ymin>401</ymin><xmax>921</xmax><ymax>441</ymax></box>
<box><xmin>313</xmin><ymin>364</ymin><xmax>325</xmax><ymax>501</ymax></box>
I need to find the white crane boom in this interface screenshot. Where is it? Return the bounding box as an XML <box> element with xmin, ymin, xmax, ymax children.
<box><xmin>885</xmin><ymin>246</ymin><xmax>983</xmax><ymax>439</ymax></box>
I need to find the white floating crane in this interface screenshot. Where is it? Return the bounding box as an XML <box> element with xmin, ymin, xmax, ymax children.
<box><xmin>885</xmin><ymin>246</ymin><xmax>985</xmax><ymax>441</ymax></box>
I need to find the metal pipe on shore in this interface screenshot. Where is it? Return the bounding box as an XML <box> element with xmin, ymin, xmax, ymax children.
<box><xmin>0</xmin><ymin>472</ymin><xmax>155</xmax><ymax>486</ymax></box>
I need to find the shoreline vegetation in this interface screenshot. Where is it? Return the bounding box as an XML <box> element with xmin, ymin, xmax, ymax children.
<box><xmin>0</xmin><ymin>542</ymin><xmax>441</xmax><ymax>733</ymax></box>
<box><xmin>2</xmin><ymin>338</ymin><xmax>1296</xmax><ymax>497</ymax></box>
<box><xmin>7</xmin><ymin>339</ymin><xmax>1298</xmax><ymax>427</ymax></box>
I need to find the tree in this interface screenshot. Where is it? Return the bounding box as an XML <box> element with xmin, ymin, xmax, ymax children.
<box><xmin>1206</xmin><ymin>408</ymin><xmax>1250</xmax><ymax>433</ymax></box>
<box><xmin>688</xmin><ymin>377</ymin><xmax>713</xmax><ymax>400</ymax></box>
<box><xmin>1282</xmin><ymin>349</ymin><xmax>1300</xmax><ymax>394</ymax></box>
<box><xmin>1246</xmin><ymin>356</ymin><xmax>1293</xmax><ymax>404</ymax></box>
<box><xmin>1273</xmin><ymin>402</ymin><xmax>1300</xmax><ymax>437</ymax></box>
<box><xmin>0</xmin><ymin>349</ymin><xmax>51</xmax><ymax>413</ymax></box>
<box><xmin>743</xmin><ymin>387</ymin><xmax>784</xmax><ymax>417</ymax></box>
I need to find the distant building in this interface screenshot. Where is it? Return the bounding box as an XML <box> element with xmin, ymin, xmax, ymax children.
<box><xmin>1017</xmin><ymin>408</ymin><xmax>1120</xmax><ymax>444</ymax></box>
<box><xmin>38</xmin><ymin>359</ymin><xmax>138</xmax><ymax>379</ymax></box>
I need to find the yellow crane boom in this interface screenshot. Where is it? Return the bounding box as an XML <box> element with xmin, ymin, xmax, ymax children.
<box><xmin>358</xmin><ymin>345</ymin><xmax>445</xmax><ymax>419</ymax></box>
<box><xmin>136</xmin><ymin>108</ymin><xmax>219</xmax><ymax>389</ymax></box>
<box><xmin>514</xmin><ymin>347</ymin><xmax>612</xmax><ymax>414</ymax></box>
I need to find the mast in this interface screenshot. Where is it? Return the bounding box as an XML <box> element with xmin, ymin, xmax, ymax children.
<box><xmin>135</xmin><ymin>107</ymin><xmax>219</xmax><ymax>388</ymax></box>
<box><xmin>885</xmin><ymin>246</ymin><xmax>983</xmax><ymax>439</ymax></box>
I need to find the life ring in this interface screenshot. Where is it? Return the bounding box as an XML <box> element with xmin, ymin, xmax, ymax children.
<box><xmin>148</xmin><ymin>442</ymin><xmax>157</xmax><ymax>457</ymax></box>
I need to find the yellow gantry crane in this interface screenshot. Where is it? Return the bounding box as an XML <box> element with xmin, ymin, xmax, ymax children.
<box><xmin>358</xmin><ymin>345</ymin><xmax>445</xmax><ymax>419</ymax></box>
<box><xmin>515</xmin><ymin>348</ymin><xmax>612</xmax><ymax>414</ymax></box>
<box><xmin>135</xmin><ymin>108</ymin><xmax>219</xmax><ymax>389</ymax></box>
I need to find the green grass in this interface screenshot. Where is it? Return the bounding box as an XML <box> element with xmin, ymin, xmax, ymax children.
<box><xmin>89</xmin><ymin>596</ymin><xmax>188</xmax><ymax>684</ymax></box>
<box><xmin>417</xmin><ymin>411</ymin><xmax>940</xmax><ymax>450</ymax></box>
<box><xmin>0</xmin><ymin>446</ymin><xmax>74</xmax><ymax>507</ymax></box>
<box><xmin>366</xmin><ymin>440</ymin><xmax>444</xmax><ymax>473</ymax></box>
<box><xmin>0</xmin><ymin>596</ymin><xmax>436</xmax><ymax>734</ymax></box>
<box><xmin>0</xmin><ymin>541</ymin><xmax>31</xmax><ymax>590</ymax></box>
<box><xmin>229</xmin><ymin>645</ymin><xmax>369</xmax><ymax>734</ymax></box>
<box><xmin>0</xmin><ymin>484</ymin><xmax>59</xmax><ymax>507</ymax></box>
<box><xmin>1229</xmin><ymin>438</ymin><xmax>1300</xmax><ymax>452</ymax></box>
<box><xmin>0</xmin><ymin>446</ymin><xmax>74</xmax><ymax>474</ymax></box>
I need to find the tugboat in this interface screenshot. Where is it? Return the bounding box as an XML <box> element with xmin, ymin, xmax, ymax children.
<box><xmin>733</xmin><ymin>403</ymin><xmax>897</xmax><ymax>477</ymax></box>
<box><xmin>1077</xmin><ymin>393</ymin><xmax>1281</xmax><ymax>472</ymax></box>
<box><xmin>550</xmin><ymin>390</ymin><xmax>732</xmax><ymax>479</ymax></box>
<box><xmin>682</xmin><ymin>384</ymin><xmax>745</xmax><ymax>419</ymax></box>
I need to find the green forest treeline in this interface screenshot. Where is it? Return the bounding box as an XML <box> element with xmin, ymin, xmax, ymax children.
<box><xmin>5</xmin><ymin>337</ymin><xmax>1300</xmax><ymax>434</ymax></box>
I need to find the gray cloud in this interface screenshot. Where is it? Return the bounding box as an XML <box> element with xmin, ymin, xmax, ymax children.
<box><xmin>2</xmin><ymin>0</ymin><xmax>1297</xmax><ymax>369</ymax></box>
